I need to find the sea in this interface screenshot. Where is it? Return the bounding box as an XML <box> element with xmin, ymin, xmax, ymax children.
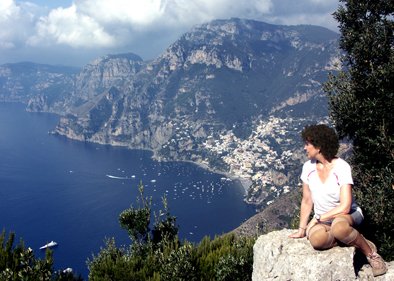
<box><xmin>0</xmin><ymin>102</ymin><xmax>255</xmax><ymax>279</ymax></box>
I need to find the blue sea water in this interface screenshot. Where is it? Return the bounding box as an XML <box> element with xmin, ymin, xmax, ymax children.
<box><xmin>0</xmin><ymin>102</ymin><xmax>255</xmax><ymax>278</ymax></box>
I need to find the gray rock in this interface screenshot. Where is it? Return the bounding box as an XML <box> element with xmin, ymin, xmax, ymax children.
<box><xmin>252</xmin><ymin>229</ymin><xmax>393</xmax><ymax>281</ymax></box>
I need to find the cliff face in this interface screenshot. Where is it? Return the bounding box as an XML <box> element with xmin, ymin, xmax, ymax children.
<box><xmin>0</xmin><ymin>62</ymin><xmax>78</xmax><ymax>107</ymax></box>
<box><xmin>253</xmin><ymin>229</ymin><xmax>394</xmax><ymax>281</ymax></box>
<box><xmin>48</xmin><ymin>19</ymin><xmax>339</xmax><ymax>156</ymax></box>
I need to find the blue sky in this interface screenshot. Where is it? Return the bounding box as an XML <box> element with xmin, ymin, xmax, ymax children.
<box><xmin>1</xmin><ymin>0</ymin><xmax>341</xmax><ymax>67</ymax></box>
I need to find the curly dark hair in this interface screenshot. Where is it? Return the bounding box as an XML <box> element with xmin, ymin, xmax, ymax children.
<box><xmin>301</xmin><ymin>124</ymin><xmax>339</xmax><ymax>161</ymax></box>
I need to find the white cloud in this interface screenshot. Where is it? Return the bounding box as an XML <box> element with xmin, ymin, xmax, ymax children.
<box><xmin>24</xmin><ymin>0</ymin><xmax>275</xmax><ymax>49</ymax></box>
<box><xmin>77</xmin><ymin>0</ymin><xmax>166</xmax><ymax>25</ymax></box>
<box><xmin>0</xmin><ymin>0</ymin><xmax>340</xmax><ymax>65</ymax></box>
<box><xmin>0</xmin><ymin>0</ymin><xmax>18</xmax><ymax>20</ymax></box>
<box><xmin>161</xmin><ymin>0</ymin><xmax>273</xmax><ymax>26</ymax></box>
<box><xmin>28</xmin><ymin>5</ymin><xmax>115</xmax><ymax>48</ymax></box>
<box><xmin>0</xmin><ymin>0</ymin><xmax>37</xmax><ymax>49</ymax></box>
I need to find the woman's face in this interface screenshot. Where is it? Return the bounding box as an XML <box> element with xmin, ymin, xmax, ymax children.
<box><xmin>304</xmin><ymin>141</ymin><xmax>320</xmax><ymax>160</ymax></box>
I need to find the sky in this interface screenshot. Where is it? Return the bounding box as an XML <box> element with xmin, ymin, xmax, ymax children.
<box><xmin>1</xmin><ymin>0</ymin><xmax>341</xmax><ymax>67</ymax></box>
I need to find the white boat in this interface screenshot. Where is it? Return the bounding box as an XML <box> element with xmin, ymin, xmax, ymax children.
<box><xmin>63</xmin><ymin>268</ymin><xmax>73</xmax><ymax>273</ymax></box>
<box><xmin>40</xmin><ymin>241</ymin><xmax>58</xmax><ymax>250</ymax></box>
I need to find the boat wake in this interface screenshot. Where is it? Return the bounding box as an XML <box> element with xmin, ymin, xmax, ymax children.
<box><xmin>106</xmin><ymin>175</ymin><xmax>129</xmax><ymax>180</ymax></box>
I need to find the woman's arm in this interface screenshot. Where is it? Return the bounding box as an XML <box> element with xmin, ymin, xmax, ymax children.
<box><xmin>318</xmin><ymin>184</ymin><xmax>353</xmax><ymax>222</ymax></box>
<box><xmin>305</xmin><ymin>184</ymin><xmax>353</xmax><ymax>235</ymax></box>
<box><xmin>289</xmin><ymin>183</ymin><xmax>313</xmax><ymax>238</ymax></box>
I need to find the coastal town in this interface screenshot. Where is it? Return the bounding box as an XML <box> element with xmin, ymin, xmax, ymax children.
<box><xmin>201</xmin><ymin>115</ymin><xmax>329</xmax><ymax>208</ymax></box>
<box><xmin>156</xmin><ymin>114</ymin><xmax>333</xmax><ymax>209</ymax></box>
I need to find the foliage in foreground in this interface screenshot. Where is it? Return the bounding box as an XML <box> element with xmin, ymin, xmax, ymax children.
<box><xmin>325</xmin><ymin>0</ymin><xmax>394</xmax><ymax>259</ymax></box>
<box><xmin>0</xmin><ymin>230</ymin><xmax>83</xmax><ymax>281</ymax></box>
<box><xmin>87</xmin><ymin>183</ymin><xmax>255</xmax><ymax>281</ymax></box>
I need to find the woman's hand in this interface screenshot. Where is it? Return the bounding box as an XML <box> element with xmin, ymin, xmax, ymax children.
<box><xmin>306</xmin><ymin>218</ymin><xmax>318</xmax><ymax>237</ymax></box>
<box><xmin>289</xmin><ymin>228</ymin><xmax>306</xmax><ymax>238</ymax></box>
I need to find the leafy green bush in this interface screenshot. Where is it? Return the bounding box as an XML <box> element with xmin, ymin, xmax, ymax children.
<box><xmin>87</xmin><ymin>238</ymin><xmax>148</xmax><ymax>281</ymax></box>
<box><xmin>0</xmin><ymin>230</ymin><xmax>53</xmax><ymax>281</ymax></box>
<box><xmin>325</xmin><ymin>0</ymin><xmax>394</xmax><ymax>260</ymax></box>
<box><xmin>88</xmin><ymin>183</ymin><xmax>256</xmax><ymax>280</ymax></box>
<box><xmin>352</xmin><ymin>166</ymin><xmax>394</xmax><ymax>259</ymax></box>
<box><xmin>0</xmin><ymin>230</ymin><xmax>82</xmax><ymax>281</ymax></box>
<box><xmin>195</xmin><ymin>234</ymin><xmax>255</xmax><ymax>281</ymax></box>
<box><xmin>158</xmin><ymin>242</ymin><xmax>197</xmax><ymax>281</ymax></box>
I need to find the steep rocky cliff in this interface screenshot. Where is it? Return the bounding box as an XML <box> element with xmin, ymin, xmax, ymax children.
<box><xmin>50</xmin><ymin>19</ymin><xmax>339</xmax><ymax>157</ymax></box>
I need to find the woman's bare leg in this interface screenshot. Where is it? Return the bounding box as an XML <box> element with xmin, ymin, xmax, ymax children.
<box><xmin>308</xmin><ymin>224</ymin><xmax>336</xmax><ymax>250</ymax></box>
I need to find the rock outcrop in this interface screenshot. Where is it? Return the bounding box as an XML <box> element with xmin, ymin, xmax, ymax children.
<box><xmin>253</xmin><ymin>229</ymin><xmax>393</xmax><ymax>281</ymax></box>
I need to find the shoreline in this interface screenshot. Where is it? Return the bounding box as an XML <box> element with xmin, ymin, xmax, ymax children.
<box><xmin>156</xmin><ymin>156</ymin><xmax>252</xmax><ymax>195</ymax></box>
<box><xmin>151</xmin><ymin>149</ymin><xmax>252</xmax><ymax>195</ymax></box>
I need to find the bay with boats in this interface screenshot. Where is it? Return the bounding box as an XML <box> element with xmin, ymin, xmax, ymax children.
<box><xmin>0</xmin><ymin>102</ymin><xmax>255</xmax><ymax>278</ymax></box>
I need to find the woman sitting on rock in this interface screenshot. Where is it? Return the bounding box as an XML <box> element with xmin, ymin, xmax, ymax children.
<box><xmin>289</xmin><ymin>124</ymin><xmax>387</xmax><ymax>277</ymax></box>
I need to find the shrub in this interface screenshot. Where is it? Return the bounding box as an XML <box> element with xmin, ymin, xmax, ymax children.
<box><xmin>88</xmin><ymin>183</ymin><xmax>256</xmax><ymax>280</ymax></box>
<box><xmin>325</xmin><ymin>0</ymin><xmax>394</xmax><ymax>259</ymax></box>
<box><xmin>0</xmin><ymin>230</ymin><xmax>82</xmax><ymax>280</ymax></box>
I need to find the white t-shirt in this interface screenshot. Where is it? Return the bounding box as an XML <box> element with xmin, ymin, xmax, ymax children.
<box><xmin>300</xmin><ymin>158</ymin><xmax>359</xmax><ymax>215</ymax></box>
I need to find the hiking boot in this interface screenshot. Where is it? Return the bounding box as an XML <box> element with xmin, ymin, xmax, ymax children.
<box><xmin>366</xmin><ymin>251</ymin><xmax>388</xmax><ymax>277</ymax></box>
